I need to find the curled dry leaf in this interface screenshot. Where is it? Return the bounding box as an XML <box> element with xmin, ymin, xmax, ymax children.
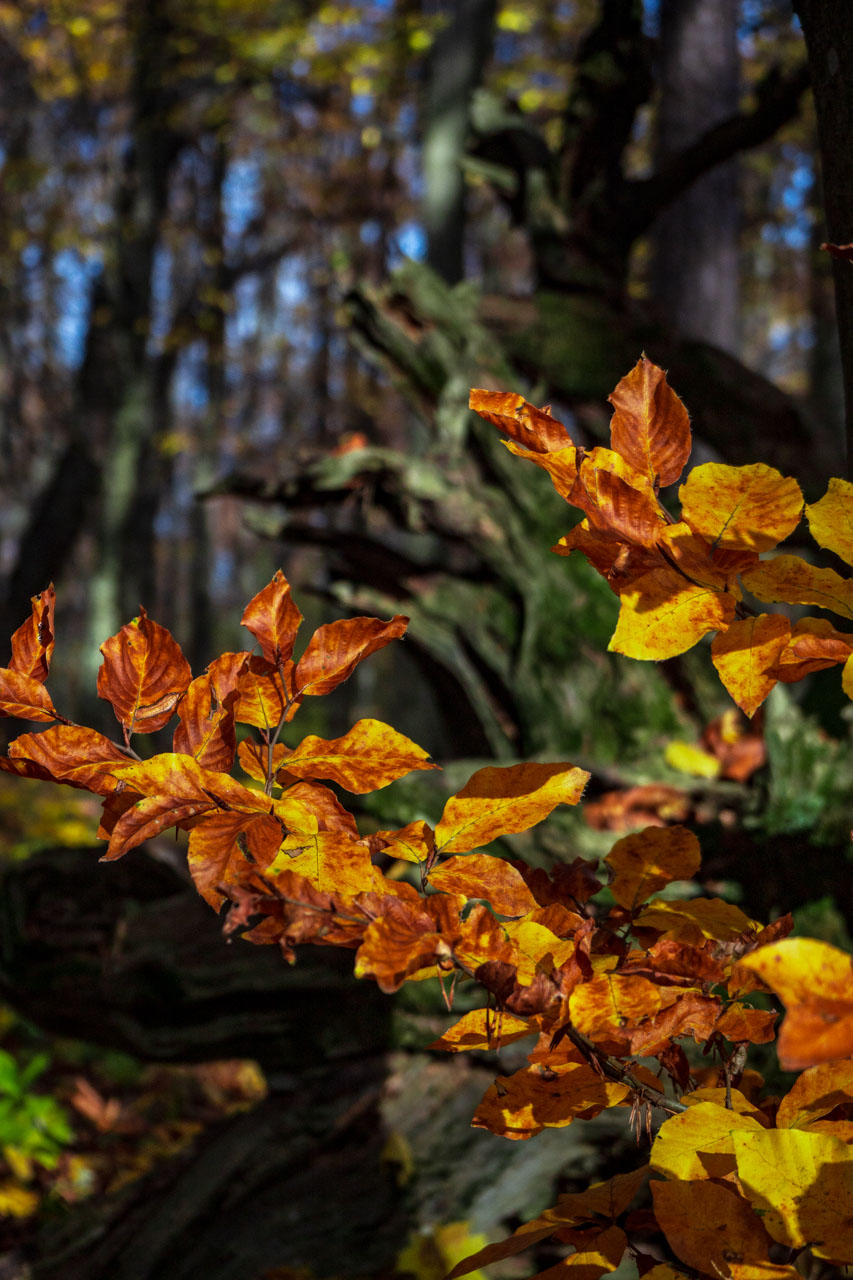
<box><xmin>8</xmin><ymin>584</ymin><xmax>55</xmax><ymax>682</ymax></box>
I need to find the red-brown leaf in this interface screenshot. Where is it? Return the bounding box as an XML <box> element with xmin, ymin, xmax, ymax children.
<box><xmin>98</xmin><ymin>607</ymin><xmax>192</xmax><ymax>735</ymax></box>
<box><xmin>188</xmin><ymin>810</ymin><xmax>285</xmax><ymax>910</ymax></box>
<box><xmin>7</xmin><ymin>725</ymin><xmax>130</xmax><ymax>795</ymax></box>
<box><xmin>9</xmin><ymin>585</ymin><xmax>55</xmax><ymax>682</ymax></box>
<box><xmin>240</xmin><ymin>570</ymin><xmax>303</xmax><ymax>665</ymax></box>
<box><xmin>0</xmin><ymin>668</ymin><xmax>58</xmax><ymax>722</ymax></box>
<box><xmin>173</xmin><ymin>651</ymin><xmax>250</xmax><ymax>770</ymax></box>
<box><xmin>608</xmin><ymin>356</ymin><xmax>692</xmax><ymax>489</ymax></box>
<box><xmin>294</xmin><ymin>615</ymin><xmax>408</xmax><ymax>697</ymax></box>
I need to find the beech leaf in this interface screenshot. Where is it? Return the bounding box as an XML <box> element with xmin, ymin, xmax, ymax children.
<box><xmin>97</xmin><ymin>607</ymin><xmax>192</xmax><ymax>735</ymax></box>
<box><xmin>710</xmin><ymin>613</ymin><xmax>790</xmax><ymax>717</ymax></box>
<box><xmin>741</xmin><ymin>555</ymin><xmax>853</xmax><ymax>620</ymax></box>
<box><xmin>240</xmin><ymin>569</ymin><xmax>303</xmax><ymax>665</ymax></box>
<box><xmin>281</xmin><ymin>718</ymin><xmax>438</xmax><ymax>792</ymax></box>
<box><xmin>294</xmin><ymin>614</ymin><xmax>408</xmax><ymax>696</ymax></box>
<box><xmin>434</xmin><ymin>762</ymin><xmax>589</xmax><ymax>853</ymax></box>
<box><xmin>0</xmin><ymin>669</ymin><xmax>58</xmax><ymax>722</ymax></box>
<box><xmin>806</xmin><ymin>476</ymin><xmax>853</xmax><ymax>566</ymax></box>
<box><xmin>608</xmin><ymin>568</ymin><xmax>736</xmax><ymax>660</ymax></box>
<box><xmin>429</xmin><ymin>853</ymin><xmax>538</xmax><ymax>917</ymax></box>
<box><xmin>608</xmin><ymin>355</ymin><xmax>691</xmax><ymax>489</ymax></box>
<box><xmin>605</xmin><ymin>825</ymin><xmax>701</xmax><ymax>911</ymax></box>
<box><xmin>9</xmin><ymin>585</ymin><xmax>55</xmax><ymax>682</ymax></box>
<box><xmin>468</xmin><ymin>389</ymin><xmax>574</xmax><ymax>452</ymax></box>
<box><xmin>679</xmin><ymin>462</ymin><xmax>803</xmax><ymax>552</ymax></box>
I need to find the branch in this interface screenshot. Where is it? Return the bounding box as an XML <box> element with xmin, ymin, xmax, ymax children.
<box><xmin>624</xmin><ymin>61</ymin><xmax>810</xmax><ymax>239</ymax></box>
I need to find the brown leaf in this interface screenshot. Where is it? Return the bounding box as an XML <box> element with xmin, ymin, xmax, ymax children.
<box><xmin>468</xmin><ymin>389</ymin><xmax>574</xmax><ymax>452</ymax></box>
<box><xmin>234</xmin><ymin>657</ymin><xmax>301</xmax><ymax>728</ymax></box>
<box><xmin>9</xmin><ymin>585</ymin><xmax>55</xmax><ymax>682</ymax></box>
<box><xmin>0</xmin><ymin>669</ymin><xmax>58</xmax><ymax>722</ymax></box>
<box><xmin>173</xmin><ymin>652</ymin><xmax>250</xmax><ymax>771</ymax></box>
<box><xmin>294</xmin><ymin>615</ymin><xmax>408</xmax><ymax>696</ymax></box>
<box><xmin>6</xmin><ymin>725</ymin><xmax>129</xmax><ymax>795</ymax></box>
<box><xmin>188</xmin><ymin>810</ymin><xmax>285</xmax><ymax>910</ymax></box>
<box><xmin>97</xmin><ymin>607</ymin><xmax>192</xmax><ymax>735</ymax></box>
<box><xmin>240</xmin><ymin>570</ymin><xmax>304</xmax><ymax>665</ymax></box>
<box><xmin>608</xmin><ymin>356</ymin><xmax>692</xmax><ymax>489</ymax></box>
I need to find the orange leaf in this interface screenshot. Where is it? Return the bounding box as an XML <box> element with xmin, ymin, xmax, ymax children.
<box><xmin>188</xmin><ymin>810</ymin><xmax>285</xmax><ymax>909</ymax></box>
<box><xmin>573</xmin><ymin>449</ymin><xmax>665</xmax><ymax>547</ymax></box>
<box><xmin>769</xmin><ymin>617</ymin><xmax>853</xmax><ymax>683</ymax></box>
<box><xmin>710</xmin><ymin>614</ymin><xmax>790</xmax><ymax>717</ymax></box>
<box><xmin>605</xmin><ymin>825</ymin><xmax>700</xmax><ymax>911</ymax></box>
<box><xmin>733</xmin><ymin>1129</ymin><xmax>853</xmax><ymax>1262</ymax></box>
<box><xmin>715</xmin><ymin>1003</ymin><xmax>777</xmax><ymax>1044</ymax></box>
<box><xmin>240</xmin><ymin>570</ymin><xmax>303</xmax><ymax>665</ymax></box>
<box><xmin>776</xmin><ymin>1060</ymin><xmax>853</xmax><ymax>1129</ymax></box>
<box><xmin>0</xmin><ymin>669</ymin><xmax>58</xmax><ymax>722</ymax></box>
<box><xmin>367</xmin><ymin>819</ymin><xmax>434</xmax><ymax>864</ymax></box>
<box><xmin>629</xmin><ymin>991</ymin><xmax>721</xmax><ymax>1055</ymax></box>
<box><xmin>429</xmin><ymin>853</ymin><xmax>538</xmax><ymax>916</ymax></box>
<box><xmin>173</xmin><ymin>651</ymin><xmax>250</xmax><ymax>770</ymax></box>
<box><xmin>468</xmin><ymin>389</ymin><xmax>574</xmax><ymax>452</ymax></box>
<box><xmin>6</xmin><ymin>725</ymin><xmax>129</xmax><ymax>795</ymax></box>
<box><xmin>435</xmin><ymin>762</ymin><xmax>588</xmax><ymax>854</ymax></box>
<box><xmin>97</xmin><ymin>607</ymin><xmax>192</xmax><ymax>735</ymax></box>
<box><xmin>608</xmin><ymin>356</ymin><xmax>691</xmax><ymax>489</ymax></box>
<box><xmin>651</xmin><ymin>1178</ymin><xmax>791</xmax><ymax>1280</ymax></box>
<box><xmin>679</xmin><ymin>462</ymin><xmax>803</xmax><ymax>552</ymax></box>
<box><xmin>568</xmin><ymin>974</ymin><xmax>667</xmax><ymax>1048</ymax></box>
<box><xmin>447</xmin><ymin>1169</ymin><xmax>644</xmax><ymax>1279</ymax></box>
<box><xmin>742</xmin><ymin>555</ymin><xmax>853</xmax><ymax>620</ymax></box>
<box><xmin>103</xmin><ymin>753</ymin><xmax>280</xmax><ymax>860</ymax></box>
<box><xmin>234</xmin><ymin>656</ymin><xmax>300</xmax><ymax>729</ymax></box>
<box><xmin>525</xmin><ymin>1226</ymin><xmax>626</xmax><ymax>1280</ymax></box>
<box><xmin>281</xmin><ymin>718</ymin><xmax>437</xmax><ymax>792</ymax></box>
<box><xmin>237</xmin><ymin>738</ymin><xmax>288</xmax><ymax>783</ymax></box>
<box><xmin>8</xmin><ymin>584</ymin><xmax>55</xmax><ymax>682</ymax></box>
<box><xmin>294</xmin><ymin>614</ymin><xmax>408</xmax><ymax>696</ymax></box>
<box><xmin>503</xmin><ymin>440</ymin><xmax>579</xmax><ymax>499</ymax></box>
<box><xmin>280</xmin><ymin>780</ymin><xmax>359</xmax><ymax>835</ymax></box>
<box><xmin>354</xmin><ymin>896</ymin><xmax>447</xmax><ymax>992</ymax></box>
<box><xmin>651</xmin><ymin>1100</ymin><xmax>764</xmax><ymax>1180</ymax></box>
<box><xmin>608</xmin><ymin>567</ymin><xmax>736</xmax><ymax>660</ymax></box>
<box><xmin>472</xmin><ymin>1062</ymin><xmax>629</xmax><ymax>1140</ymax></box>
<box><xmin>806</xmin><ymin>476</ymin><xmax>853</xmax><ymax>566</ymax></box>
<box><xmin>736</xmin><ymin>939</ymin><xmax>853</xmax><ymax>1070</ymax></box>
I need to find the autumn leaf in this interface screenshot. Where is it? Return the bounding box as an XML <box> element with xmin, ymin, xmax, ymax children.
<box><xmin>651</xmin><ymin>1179</ymin><xmax>795</xmax><ymax>1280</ymax></box>
<box><xmin>8</xmin><ymin>584</ymin><xmax>55</xmax><ymax>682</ymax></box>
<box><xmin>280</xmin><ymin>780</ymin><xmax>359</xmax><ymax>835</ymax></box>
<box><xmin>736</xmin><ymin>938</ymin><xmax>853</xmax><ymax>1069</ymax></box>
<box><xmin>472</xmin><ymin>1062</ymin><xmax>629</xmax><ymax>1140</ymax></box>
<box><xmin>294</xmin><ymin>614</ymin><xmax>408</xmax><ymax>696</ymax></box>
<box><xmin>270</xmin><ymin>830</ymin><xmax>381</xmax><ymax>899</ymax></box>
<box><xmin>234</xmin><ymin>657</ymin><xmax>300</xmax><ymax>729</ymax></box>
<box><xmin>733</xmin><ymin>1129</ymin><xmax>853</xmax><ymax>1261</ymax></box>
<box><xmin>280</xmin><ymin>719</ymin><xmax>437</xmax><ymax>792</ymax></box>
<box><xmin>629</xmin><ymin>991</ymin><xmax>721</xmax><ymax>1055</ymax></box>
<box><xmin>710</xmin><ymin>614</ymin><xmax>790</xmax><ymax>717</ymax></box>
<box><xmin>632</xmin><ymin>897</ymin><xmax>760</xmax><ymax>944</ymax></box>
<box><xmin>434</xmin><ymin>762</ymin><xmax>589</xmax><ymax>853</ymax></box>
<box><xmin>468</xmin><ymin>389</ymin><xmax>574</xmax><ymax>452</ymax></box>
<box><xmin>187</xmin><ymin>809</ymin><xmax>285</xmax><ymax>909</ymax></box>
<box><xmin>367</xmin><ymin>819</ymin><xmax>434</xmax><ymax>864</ymax></box>
<box><xmin>605</xmin><ymin>825</ymin><xmax>701</xmax><ymax>911</ymax></box>
<box><xmin>237</xmin><ymin>738</ymin><xmax>288</xmax><ymax>783</ymax></box>
<box><xmin>425</xmin><ymin>1007</ymin><xmax>537</xmax><ymax>1054</ymax></box>
<box><xmin>769</xmin><ymin>618</ymin><xmax>853</xmax><ymax>683</ymax></box>
<box><xmin>429</xmin><ymin>853</ymin><xmax>538</xmax><ymax>917</ymax></box>
<box><xmin>572</xmin><ymin>448</ymin><xmax>665</xmax><ymax>547</ymax></box>
<box><xmin>714</xmin><ymin>1003</ymin><xmax>777</xmax><ymax>1044</ymax></box>
<box><xmin>0</xmin><ymin>668</ymin><xmax>58</xmax><ymax>722</ymax></box>
<box><xmin>651</xmin><ymin>1100</ymin><xmax>764</xmax><ymax>1181</ymax></box>
<box><xmin>776</xmin><ymin>1060</ymin><xmax>853</xmax><ymax>1130</ymax></box>
<box><xmin>354</xmin><ymin>896</ymin><xmax>447</xmax><ymax>992</ymax></box>
<box><xmin>98</xmin><ymin>607</ymin><xmax>192</xmax><ymax>735</ymax></box>
<box><xmin>503</xmin><ymin>440</ymin><xmax>579</xmax><ymax>500</ymax></box>
<box><xmin>679</xmin><ymin>462</ymin><xmax>803</xmax><ymax>552</ymax></box>
<box><xmin>240</xmin><ymin>569</ymin><xmax>303</xmax><ymax>665</ymax></box>
<box><xmin>101</xmin><ymin>753</ymin><xmax>284</xmax><ymax>861</ymax></box>
<box><xmin>742</xmin><ymin>555</ymin><xmax>853</xmax><ymax>620</ymax></box>
<box><xmin>568</xmin><ymin>973</ymin><xmax>668</xmax><ymax>1049</ymax></box>
<box><xmin>608</xmin><ymin>567</ymin><xmax>736</xmax><ymax>660</ymax></box>
<box><xmin>6</xmin><ymin>725</ymin><xmax>129</xmax><ymax>795</ymax></box>
<box><xmin>806</xmin><ymin>476</ymin><xmax>853</xmax><ymax>565</ymax></box>
<box><xmin>173</xmin><ymin>651</ymin><xmax>250</xmax><ymax>771</ymax></box>
<box><xmin>608</xmin><ymin>356</ymin><xmax>691</xmax><ymax>489</ymax></box>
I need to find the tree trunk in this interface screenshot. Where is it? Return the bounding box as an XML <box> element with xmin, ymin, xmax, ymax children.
<box><xmin>651</xmin><ymin>0</ymin><xmax>741</xmax><ymax>353</ymax></box>
<box><xmin>422</xmin><ymin>0</ymin><xmax>497</xmax><ymax>283</ymax></box>
<box><xmin>794</xmin><ymin>0</ymin><xmax>853</xmax><ymax>476</ymax></box>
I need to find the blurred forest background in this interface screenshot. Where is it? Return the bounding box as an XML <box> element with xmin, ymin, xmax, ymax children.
<box><xmin>0</xmin><ymin>1</ymin><xmax>852</xmax><ymax>1278</ymax></box>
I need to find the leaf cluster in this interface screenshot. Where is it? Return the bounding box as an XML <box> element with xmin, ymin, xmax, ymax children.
<box><xmin>1</xmin><ymin>363</ymin><xmax>852</xmax><ymax>1274</ymax></box>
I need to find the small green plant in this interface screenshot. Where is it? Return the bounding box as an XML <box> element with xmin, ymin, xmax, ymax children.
<box><xmin>0</xmin><ymin>1048</ymin><xmax>73</xmax><ymax>1181</ymax></box>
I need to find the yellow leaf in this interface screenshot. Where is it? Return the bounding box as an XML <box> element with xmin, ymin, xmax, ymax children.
<box><xmin>679</xmin><ymin>462</ymin><xmax>803</xmax><ymax>552</ymax></box>
<box><xmin>434</xmin><ymin>762</ymin><xmax>589</xmax><ymax>854</ymax></box>
<box><xmin>711</xmin><ymin>614</ymin><xmax>790</xmax><ymax>717</ymax></box>
<box><xmin>737</xmin><ymin>938</ymin><xmax>853</xmax><ymax>1070</ymax></box>
<box><xmin>806</xmin><ymin>476</ymin><xmax>853</xmax><ymax>566</ymax></box>
<box><xmin>428</xmin><ymin>853</ymin><xmax>538</xmax><ymax>916</ymax></box>
<box><xmin>664</xmin><ymin>740</ymin><xmax>721</xmax><ymax>778</ymax></box>
<box><xmin>0</xmin><ymin>1180</ymin><xmax>39</xmax><ymax>1218</ymax></box>
<box><xmin>742</xmin><ymin>555</ymin><xmax>853</xmax><ymax>620</ymax></box>
<box><xmin>425</xmin><ymin>1007</ymin><xmax>537</xmax><ymax>1053</ymax></box>
<box><xmin>282</xmin><ymin>718</ymin><xmax>438</xmax><ymax>792</ymax></box>
<box><xmin>608</xmin><ymin>568</ymin><xmax>735</xmax><ymax>660</ymax></box>
<box><xmin>651</xmin><ymin>1100</ymin><xmax>764</xmax><ymax>1180</ymax></box>
<box><xmin>568</xmin><ymin>973</ymin><xmax>666</xmax><ymax>1046</ymax></box>
<box><xmin>605</xmin><ymin>825</ymin><xmax>701</xmax><ymax>911</ymax></box>
<box><xmin>632</xmin><ymin>897</ymin><xmax>760</xmax><ymax>943</ymax></box>
<box><xmin>733</xmin><ymin>1129</ymin><xmax>853</xmax><ymax>1261</ymax></box>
